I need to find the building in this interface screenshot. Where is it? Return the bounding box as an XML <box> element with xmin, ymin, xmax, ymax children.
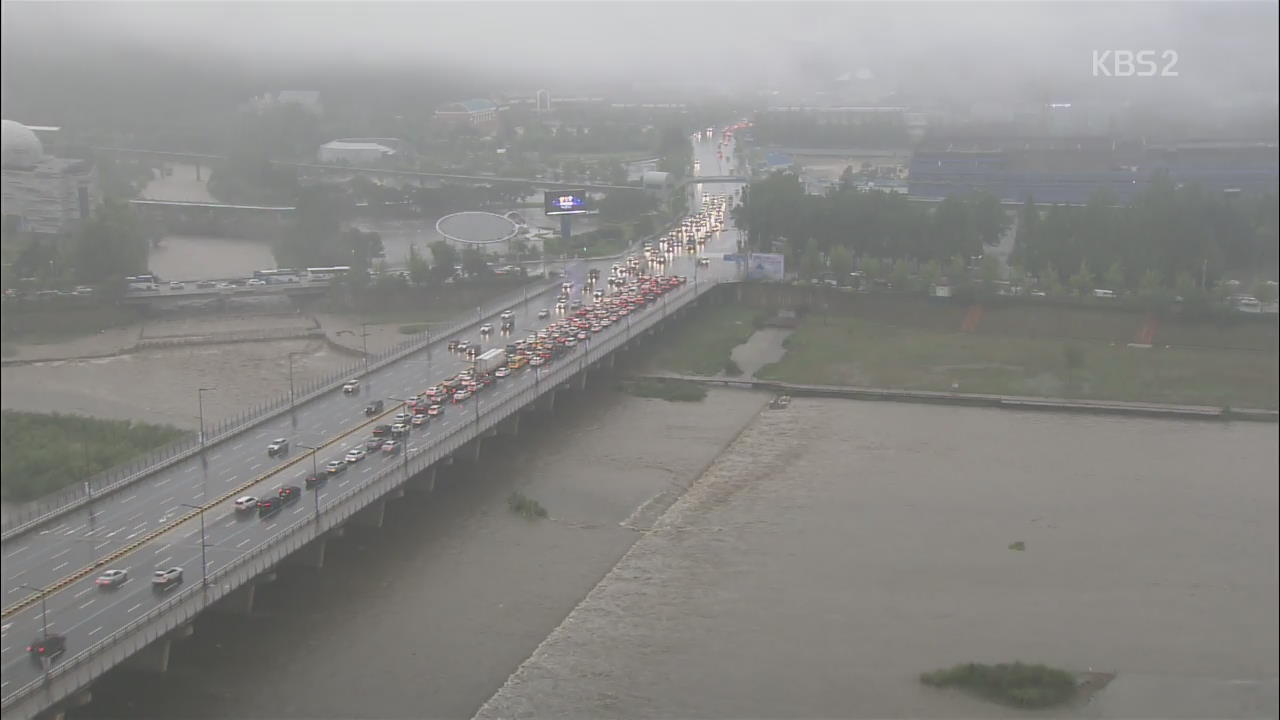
<box><xmin>907</xmin><ymin>137</ymin><xmax>1279</xmax><ymax>205</ymax></box>
<box><xmin>434</xmin><ymin>99</ymin><xmax>499</xmax><ymax>134</ymax></box>
<box><xmin>2</xmin><ymin>119</ymin><xmax>98</xmax><ymax>238</ymax></box>
<box><xmin>317</xmin><ymin>140</ymin><xmax>398</xmax><ymax>166</ymax></box>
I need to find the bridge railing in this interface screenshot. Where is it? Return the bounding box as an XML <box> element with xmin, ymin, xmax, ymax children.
<box><xmin>0</xmin><ymin>280</ymin><xmax>559</xmax><ymax>539</ymax></box>
<box><xmin>1</xmin><ymin>277</ymin><xmax>720</xmax><ymax>719</ymax></box>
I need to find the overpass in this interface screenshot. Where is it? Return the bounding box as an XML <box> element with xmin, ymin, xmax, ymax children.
<box><xmin>0</xmin><ymin>251</ymin><xmax>739</xmax><ymax>720</ymax></box>
<box><xmin>120</xmin><ymin>279</ymin><xmax>331</xmax><ymax>304</ymax></box>
<box><xmin>96</xmin><ymin>147</ymin><xmax>649</xmax><ymax>193</ymax></box>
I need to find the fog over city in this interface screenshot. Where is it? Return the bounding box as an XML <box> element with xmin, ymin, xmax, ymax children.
<box><xmin>4</xmin><ymin>2</ymin><xmax>1278</xmax><ymax>114</ymax></box>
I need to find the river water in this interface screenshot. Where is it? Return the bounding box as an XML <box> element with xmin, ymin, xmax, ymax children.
<box><xmin>75</xmin><ymin>387</ymin><xmax>1277</xmax><ymax>720</ymax></box>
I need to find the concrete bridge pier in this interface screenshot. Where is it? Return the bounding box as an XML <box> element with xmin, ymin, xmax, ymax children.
<box><xmin>351</xmin><ymin>499</ymin><xmax>386</xmax><ymax>529</ymax></box>
<box><xmin>42</xmin><ymin>690</ymin><xmax>92</xmax><ymax>720</ymax></box>
<box><xmin>215</xmin><ymin>576</ymin><xmax>257</xmax><ymax>609</ymax></box>
<box><xmin>289</xmin><ymin>538</ymin><xmax>327</xmax><ymax>569</ymax></box>
<box><xmin>574</xmin><ymin>371</ymin><xmax>588</xmax><ymax>391</ymax></box>
<box><xmin>499</xmin><ymin>414</ymin><xmax>520</xmax><ymax>436</ymax></box>
<box><xmin>123</xmin><ymin>623</ymin><xmax>190</xmax><ymax>673</ymax></box>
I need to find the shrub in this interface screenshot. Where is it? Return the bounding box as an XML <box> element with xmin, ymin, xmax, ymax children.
<box><xmin>724</xmin><ymin>358</ymin><xmax>744</xmax><ymax>376</ymax></box>
<box><xmin>621</xmin><ymin>378</ymin><xmax>707</xmax><ymax>402</ymax></box>
<box><xmin>507</xmin><ymin>491</ymin><xmax>548</xmax><ymax>519</ymax></box>
<box><xmin>920</xmin><ymin>661</ymin><xmax>1077</xmax><ymax>709</ymax></box>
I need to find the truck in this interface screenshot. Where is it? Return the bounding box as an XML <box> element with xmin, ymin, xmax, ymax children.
<box><xmin>474</xmin><ymin>348</ymin><xmax>507</xmax><ymax>375</ymax></box>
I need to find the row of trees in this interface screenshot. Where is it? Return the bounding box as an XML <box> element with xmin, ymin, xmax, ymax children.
<box><xmin>733</xmin><ymin>170</ymin><xmax>1007</xmax><ymax>265</ymax></box>
<box><xmin>6</xmin><ymin>199</ymin><xmax>151</xmax><ymax>288</ymax></box>
<box><xmin>1011</xmin><ymin>176</ymin><xmax>1278</xmax><ymax>292</ymax></box>
<box><xmin>735</xmin><ymin>169</ymin><xmax>1278</xmax><ymax>297</ymax></box>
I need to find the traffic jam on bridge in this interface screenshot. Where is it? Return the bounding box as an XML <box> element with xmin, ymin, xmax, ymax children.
<box><xmin>2</xmin><ymin>189</ymin><xmax>735</xmax><ymax>702</ymax></box>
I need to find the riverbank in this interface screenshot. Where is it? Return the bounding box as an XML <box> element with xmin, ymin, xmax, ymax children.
<box><xmin>630</xmin><ymin>291</ymin><xmax>1279</xmax><ymax>411</ymax></box>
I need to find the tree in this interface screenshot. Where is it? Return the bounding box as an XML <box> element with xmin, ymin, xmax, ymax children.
<box><xmin>972</xmin><ymin>192</ymin><xmax>1008</xmax><ymax>247</ymax></box>
<box><xmin>861</xmin><ymin>257</ymin><xmax>883</xmax><ymax>280</ymax></box>
<box><xmin>891</xmin><ymin>258</ymin><xmax>912</xmax><ymax>291</ymax></box>
<box><xmin>1103</xmin><ymin>261</ymin><xmax>1126</xmax><ymax>291</ymax></box>
<box><xmin>980</xmin><ymin>254</ymin><xmax>1003</xmax><ymax>292</ymax></box>
<box><xmin>598</xmin><ymin>191</ymin><xmax>658</xmax><ymax>223</ymax></box>
<box><xmin>1137</xmin><ymin>269</ymin><xmax>1165</xmax><ymax>300</ymax></box>
<box><xmin>75</xmin><ymin>199</ymin><xmax>149</xmax><ymax>284</ymax></box>
<box><xmin>921</xmin><ymin>259</ymin><xmax>942</xmax><ymax>289</ymax></box>
<box><xmin>1069</xmin><ymin>261</ymin><xmax>1095</xmax><ymax>296</ymax></box>
<box><xmin>829</xmin><ymin>245</ymin><xmax>854</xmax><ymax>280</ymax></box>
<box><xmin>429</xmin><ymin>241</ymin><xmax>460</xmax><ymax>282</ymax></box>
<box><xmin>799</xmin><ymin>238</ymin><xmax>823</xmax><ymax>279</ymax></box>
<box><xmin>407</xmin><ymin>244</ymin><xmax>430</xmax><ymax>287</ymax></box>
<box><xmin>1041</xmin><ymin>263</ymin><xmax>1066</xmax><ymax>296</ymax></box>
<box><xmin>1063</xmin><ymin>344</ymin><xmax>1085</xmax><ymax>392</ymax></box>
<box><xmin>1254</xmin><ymin>279</ymin><xmax>1277</xmax><ymax>307</ymax></box>
<box><xmin>461</xmin><ymin>247</ymin><xmax>490</xmax><ymax>278</ymax></box>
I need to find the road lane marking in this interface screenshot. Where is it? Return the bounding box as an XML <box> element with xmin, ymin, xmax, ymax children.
<box><xmin>79</xmin><ymin>599</ymin><xmax>95</xmax><ymax>610</ymax></box>
<box><xmin>127</xmin><ymin>603</ymin><xmax>142</xmax><ymax>613</ymax></box>
<box><xmin>250</xmin><ymin>463</ymin><xmax>263</xmax><ymax>471</ymax></box>
<box><xmin>232</xmin><ymin>443</ymin><xmax>244</xmax><ymax>451</ymax></box>
<box><xmin>185</xmin><ymin>467</ymin><xmax>197</xmax><ymax>473</ymax></box>
<box><xmin>74</xmin><ymin>587</ymin><xmax>94</xmax><ymax>599</ymax></box>
<box><xmin>52</xmin><ymin>563</ymin><xmax>67</xmax><ymax>572</ymax></box>
<box><xmin>89</xmin><ymin>626</ymin><xmax>103</xmax><ymax>636</ymax></box>
<box><xmin>157</xmin><ymin>557</ymin><xmax>172</xmax><ymax>567</ymax></box>
<box><xmin>157</xmin><ymin>478</ymin><xmax>172</xmax><ymax>486</ymax></box>
<box><xmin>64</xmin><ymin>524</ymin><xmax>87</xmax><ymax>535</ymax></box>
<box><xmin>153</xmin><ymin>544</ymin><xmax>170</xmax><ymax>554</ymax></box>
<box><xmin>236</xmin><ymin>538</ymin><xmax>252</xmax><ymax>548</ymax></box>
<box><xmin>132</xmin><ymin>523</ymin><xmax>147</xmax><ymax>532</ymax></box>
<box><xmin>119</xmin><ymin>496</ymin><xmax>136</xmax><ymax>504</ymax></box>
<box><xmin>210</xmin><ymin>453</ymin><xmax>222</xmax><ymax>461</ymax></box>
<box><xmin>50</xmin><ymin>549</ymin><xmax>70</xmax><ymax>560</ymax></box>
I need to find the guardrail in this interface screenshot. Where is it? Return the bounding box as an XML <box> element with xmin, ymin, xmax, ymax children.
<box><xmin>1</xmin><ymin>221</ymin><xmax>689</xmax><ymax>537</ymax></box>
<box><xmin>0</xmin><ymin>280</ymin><xmax>557</xmax><ymax>538</ymax></box>
<box><xmin>1</xmin><ymin>276</ymin><xmax>720</xmax><ymax>720</ymax></box>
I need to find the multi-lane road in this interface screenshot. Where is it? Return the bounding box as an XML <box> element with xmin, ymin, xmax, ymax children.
<box><xmin>0</xmin><ymin>134</ymin><xmax>744</xmax><ymax>699</ymax></box>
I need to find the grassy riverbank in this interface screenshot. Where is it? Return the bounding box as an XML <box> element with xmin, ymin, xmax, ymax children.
<box><xmin>753</xmin><ymin>315</ymin><xmax>1277</xmax><ymax>409</ymax></box>
<box><xmin>1</xmin><ymin>410</ymin><xmax>188</xmax><ymax>501</ymax></box>
<box><xmin>638</xmin><ymin>303</ymin><xmax>761</xmax><ymax>375</ymax></box>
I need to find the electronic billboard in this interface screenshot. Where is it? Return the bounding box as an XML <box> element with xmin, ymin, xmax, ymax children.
<box><xmin>544</xmin><ymin>189</ymin><xmax>590</xmax><ymax>216</ymax></box>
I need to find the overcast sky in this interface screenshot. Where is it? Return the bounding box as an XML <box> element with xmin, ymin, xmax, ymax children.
<box><xmin>3</xmin><ymin>2</ymin><xmax>1277</xmax><ymax>106</ymax></box>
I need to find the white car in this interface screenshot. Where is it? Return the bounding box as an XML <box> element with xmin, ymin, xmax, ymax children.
<box><xmin>537</xmin><ymin>308</ymin><xmax>550</xmax><ymax>319</ymax></box>
<box><xmin>345</xmin><ymin>447</ymin><xmax>367</xmax><ymax>463</ymax></box>
<box><xmin>96</xmin><ymin>569</ymin><xmax>128</xmax><ymax>588</ymax></box>
<box><xmin>480</xmin><ymin>323</ymin><xmax>494</xmax><ymax>334</ymax></box>
<box><xmin>500</xmin><ymin>310</ymin><xmax>515</xmax><ymax>321</ymax></box>
<box><xmin>246</xmin><ymin>278</ymin><xmax>267</xmax><ymax>286</ymax></box>
<box><xmin>234</xmin><ymin>496</ymin><xmax>259</xmax><ymax>512</ymax></box>
<box><xmin>494</xmin><ymin>366</ymin><xmax>511</xmax><ymax>378</ymax></box>
<box><xmin>342</xmin><ymin>380</ymin><xmax>360</xmax><ymax>394</ymax></box>
<box><xmin>169</xmin><ymin>281</ymin><xmax>184</xmax><ymax>290</ymax></box>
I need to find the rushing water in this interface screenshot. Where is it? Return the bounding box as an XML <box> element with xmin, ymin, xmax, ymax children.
<box><xmin>76</xmin><ymin>391</ymin><xmax>1278</xmax><ymax>720</ymax></box>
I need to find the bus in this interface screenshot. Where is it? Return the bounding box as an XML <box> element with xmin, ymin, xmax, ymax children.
<box><xmin>125</xmin><ymin>274</ymin><xmax>156</xmax><ymax>284</ymax></box>
<box><xmin>253</xmin><ymin>268</ymin><xmax>303</xmax><ymax>283</ymax></box>
<box><xmin>306</xmin><ymin>266</ymin><xmax>351</xmax><ymax>281</ymax></box>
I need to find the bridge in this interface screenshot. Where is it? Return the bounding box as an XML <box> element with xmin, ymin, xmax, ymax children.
<box><xmin>120</xmin><ymin>279</ymin><xmax>331</xmax><ymax>304</ymax></box>
<box><xmin>97</xmin><ymin>147</ymin><xmax>650</xmax><ymax>193</ymax></box>
<box><xmin>0</xmin><ymin>246</ymin><xmax>739</xmax><ymax>720</ymax></box>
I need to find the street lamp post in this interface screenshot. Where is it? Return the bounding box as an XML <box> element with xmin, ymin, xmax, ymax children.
<box><xmin>287</xmin><ymin>352</ymin><xmax>304</xmax><ymax>411</ymax></box>
<box><xmin>297</xmin><ymin>444</ymin><xmax>321</xmax><ymax>520</ymax></box>
<box><xmin>178</xmin><ymin>503</ymin><xmax>208</xmax><ymax>589</ymax></box>
<box><xmin>385</xmin><ymin>399</ymin><xmax>413</xmax><ymax>480</ymax></box>
<box><xmin>360</xmin><ymin>323</ymin><xmax>370</xmax><ymax>376</ymax></box>
<box><xmin>18</xmin><ymin>584</ymin><xmax>49</xmax><ymax>640</ymax></box>
<box><xmin>197</xmin><ymin>387</ymin><xmax>215</xmax><ymax>448</ymax></box>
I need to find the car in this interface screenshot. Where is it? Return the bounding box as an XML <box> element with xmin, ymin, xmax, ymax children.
<box><xmin>697</xmin><ymin>257</ymin><xmax>711</xmax><ymax>267</ymax></box>
<box><xmin>278</xmin><ymin>485</ymin><xmax>302</xmax><ymax>504</ymax></box>
<box><xmin>426</xmin><ymin>403</ymin><xmax>444</xmax><ymax>417</ymax></box>
<box><xmin>391</xmin><ymin>422</ymin><xmax>409</xmax><ymax>437</ymax></box>
<box><xmin>326</xmin><ymin>459</ymin><xmax>348</xmax><ymax>475</ymax></box>
<box><xmin>267</xmin><ymin>438</ymin><xmax>289</xmax><ymax>457</ymax></box>
<box><xmin>455</xmin><ymin>340</ymin><xmax>471</xmax><ymax>352</ymax></box>
<box><xmin>96</xmin><ymin>569</ymin><xmax>128</xmax><ymax>588</ymax></box>
<box><xmin>27</xmin><ymin>634</ymin><xmax>67</xmax><ymax>662</ymax></box>
<box><xmin>494</xmin><ymin>366</ymin><xmax>511</xmax><ymax>379</ymax></box>
<box><xmin>345</xmin><ymin>447</ymin><xmax>367</xmax><ymax>463</ymax></box>
<box><xmin>169</xmin><ymin>281</ymin><xmax>185</xmax><ymax>290</ymax></box>
<box><xmin>372</xmin><ymin>423</ymin><xmax>392</xmax><ymax>437</ymax></box>
<box><xmin>365</xmin><ymin>436</ymin><xmax>384</xmax><ymax>451</ymax></box>
<box><xmin>411</xmin><ymin>414</ymin><xmax>429</xmax><ymax>427</ymax></box>
<box><xmin>152</xmin><ymin>567</ymin><xmax>184</xmax><ymax>591</ymax></box>
<box><xmin>234</xmin><ymin>495</ymin><xmax>259</xmax><ymax>512</ymax></box>
<box><xmin>305</xmin><ymin>473</ymin><xmax>327</xmax><ymax>489</ymax></box>
<box><xmin>466</xmin><ymin>346</ymin><xmax>480</xmax><ymax>360</ymax></box>
<box><xmin>500</xmin><ymin>310</ymin><xmax>515</xmax><ymax>321</ymax></box>
<box><xmin>342</xmin><ymin>379</ymin><xmax>360</xmax><ymax>394</ymax></box>
<box><xmin>453</xmin><ymin>389</ymin><xmax>472</xmax><ymax>402</ymax></box>
<box><xmin>365</xmin><ymin>399</ymin><xmax>384</xmax><ymax>416</ymax></box>
<box><xmin>257</xmin><ymin>497</ymin><xmax>283</xmax><ymax>517</ymax></box>
<box><xmin>247</xmin><ymin>278</ymin><xmax>267</xmax><ymax>286</ymax></box>
<box><xmin>447</xmin><ymin>340</ymin><xmax>460</xmax><ymax>351</ymax></box>
<box><xmin>382</xmin><ymin>439</ymin><xmax>401</xmax><ymax>454</ymax></box>
<box><xmin>394</xmin><ymin>412</ymin><xmax>412</xmax><ymax>423</ymax></box>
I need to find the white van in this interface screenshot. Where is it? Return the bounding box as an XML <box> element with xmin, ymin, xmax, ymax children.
<box><xmin>1092</xmin><ymin>289</ymin><xmax>1117</xmax><ymax>299</ymax></box>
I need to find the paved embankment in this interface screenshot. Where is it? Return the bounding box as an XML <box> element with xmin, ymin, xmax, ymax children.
<box><xmin>631</xmin><ymin>374</ymin><xmax>1279</xmax><ymax>422</ymax></box>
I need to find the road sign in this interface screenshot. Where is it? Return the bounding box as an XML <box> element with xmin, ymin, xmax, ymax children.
<box><xmin>722</xmin><ymin>254</ymin><xmax>743</xmax><ymax>262</ymax></box>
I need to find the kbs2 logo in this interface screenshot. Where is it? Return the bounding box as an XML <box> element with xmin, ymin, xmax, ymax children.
<box><xmin>1092</xmin><ymin>50</ymin><xmax>1179</xmax><ymax>77</ymax></box>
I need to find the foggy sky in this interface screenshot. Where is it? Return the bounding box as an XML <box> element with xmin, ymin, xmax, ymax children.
<box><xmin>3</xmin><ymin>2</ymin><xmax>1277</xmax><ymax>107</ymax></box>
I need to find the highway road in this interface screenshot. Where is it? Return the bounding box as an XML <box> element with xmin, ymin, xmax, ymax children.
<box><xmin>0</xmin><ymin>134</ymin><xmax>744</xmax><ymax>699</ymax></box>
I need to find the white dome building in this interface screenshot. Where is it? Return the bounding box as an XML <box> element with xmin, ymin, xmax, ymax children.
<box><xmin>2</xmin><ymin>119</ymin><xmax>45</xmax><ymax>169</ymax></box>
<box><xmin>2</xmin><ymin>119</ymin><xmax>99</xmax><ymax>237</ymax></box>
